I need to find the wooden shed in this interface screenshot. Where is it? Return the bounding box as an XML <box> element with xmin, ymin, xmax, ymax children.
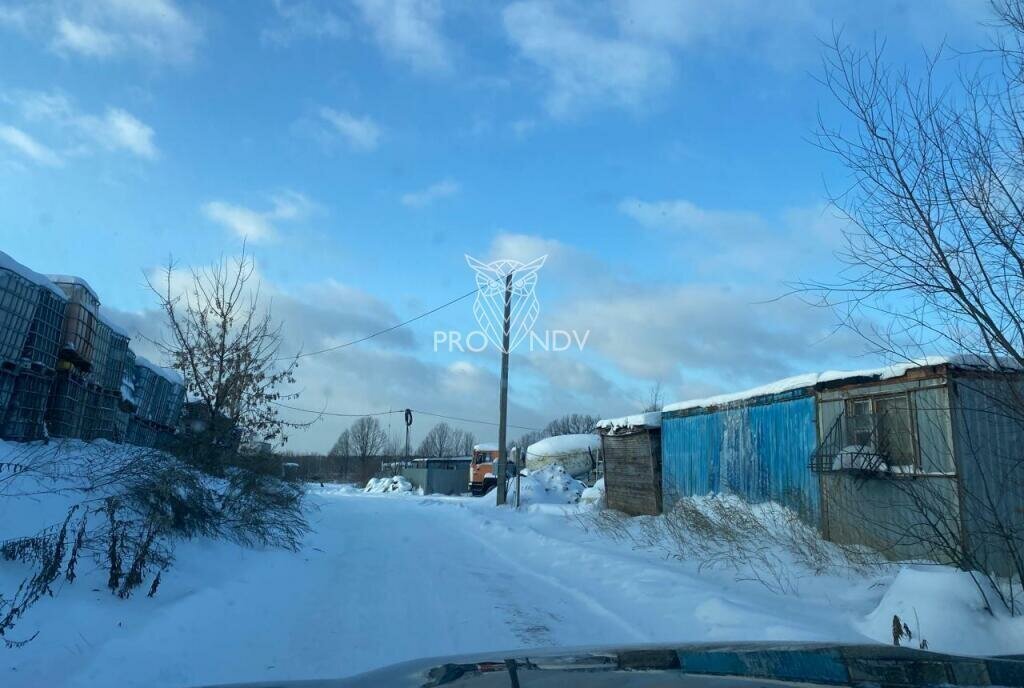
<box><xmin>596</xmin><ymin>412</ymin><xmax>662</xmax><ymax>516</ymax></box>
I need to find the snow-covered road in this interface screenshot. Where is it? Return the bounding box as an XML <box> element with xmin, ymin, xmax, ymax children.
<box><xmin>4</xmin><ymin>486</ymin><xmax>883</xmax><ymax>688</ymax></box>
<box><xmin>4</xmin><ymin>466</ymin><xmax>1015</xmax><ymax>687</ymax></box>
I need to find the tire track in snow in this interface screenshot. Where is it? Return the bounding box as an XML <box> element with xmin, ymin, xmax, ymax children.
<box><xmin>461</xmin><ymin>522</ymin><xmax>648</xmax><ymax>644</ymax></box>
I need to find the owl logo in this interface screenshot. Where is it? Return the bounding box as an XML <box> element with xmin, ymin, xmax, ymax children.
<box><xmin>465</xmin><ymin>255</ymin><xmax>548</xmax><ymax>353</ymax></box>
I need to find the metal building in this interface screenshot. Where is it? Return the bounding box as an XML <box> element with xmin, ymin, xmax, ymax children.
<box><xmin>401</xmin><ymin>458</ymin><xmax>473</xmax><ymax>495</ymax></box>
<box><xmin>659</xmin><ymin>358</ymin><xmax>1024</xmax><ymax>575</ymax></box>
<box><xmin>661</xmin><ymin>378</ymin><xmax>822</xmax><ymax>523</ymax></box>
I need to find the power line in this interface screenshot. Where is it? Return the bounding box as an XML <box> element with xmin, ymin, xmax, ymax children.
<box><xmin>279</xmin><ymin>287</ymin><xmax>479</xmax><ymax>361</ymax></box>
<box><xmin>271</xmin><ymin>401</ymin><xmax>539</xmax><ymax>432</ymax></box>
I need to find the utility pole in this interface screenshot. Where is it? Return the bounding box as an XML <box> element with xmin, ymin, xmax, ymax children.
<box><xmin>496</xmin><ymin>271</ymin><xmax>512</xmax><ymax>506</ymax></box>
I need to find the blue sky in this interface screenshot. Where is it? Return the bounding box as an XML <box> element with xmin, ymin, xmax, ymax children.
<box><xmin>0</xmin><ymin>0</ymin><xmax>995</xmax><ymax>451</ymax></box>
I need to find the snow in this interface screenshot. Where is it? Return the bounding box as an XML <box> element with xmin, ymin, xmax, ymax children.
<box><xmin>525</xmin><ymin>434</ymin><xmax>600</xmax><ymax>480</ymax></box>
<box><xmin>596</xmin><ymin>411</ymin><xmax>661</xmax><ymax>432</ymax></box>
<box><xmin>662</xmin><ymin>356</ymin><xmax>998</xmax><ymax>413</ymax></box>
<box><xmin>1</xmin><ymin>440</ymin><xmax>1021</xmax><ymax>687</ymax></box>
<box><xmin>859</xmin><ymin>566</ymin><xmax>1024</xmax><ymax>655</ymax></box>
<box><xmin>0</xmin><ymin>249</ymin><xmax>67</xmax><ymax>299</ymax></box>
<box><xmin>580</xmin><ymin>478</ymin><xmax>605</xmax><ymax>507</ymax></box>
<box><xmin>473</xmin><ymin>442</ymin><xmax>498</xmax><ymax>452</ymax></box>
<box><xmin>494</xmin><ymin>464</ymin><xmax>587</xmax><ymax>506</ymax></box>
<box><xmin>46</xmin><ymin>274</ymin><xmax>100</xmax><ymax>303</ymax></box>
<box><xmin>526</xmin><ymin>433</ymin><xmax>600</xmax><ymax>457</ymax></box>
<box><xmin>97</xmin><ymin>307</ymin><xmax>130</xmax><ymax>338</ymax></box>
<box><xmin>363</xmin><ymin>475</ymin><xmax>413</xmax><ymax>493</ymax></box>
<box><xmin>133</xmin><ymin>353</ymin><xmax>184</xmax><ymax>386</ymax></box>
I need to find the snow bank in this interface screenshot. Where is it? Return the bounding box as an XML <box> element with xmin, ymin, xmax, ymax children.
<box><xmin>663</xmin><ymin>356</ymin><xmax>1004</xmax><ymax>414</ymax></box>
<box><xmin>364</xmin><ymin>476</ymin><xmax>413</xmax><ymax>494</ymax></box>
<box><xmin>580</xmin><ymin>478</ymin><xmax>605</xmax><ymax>508</ymax></box>
<box><xmin>596</xmin><ymin>411</ymin><xmax>660</xmax><ymax>432</ymax></box>
<box><xmin>859</xmin><ymin>566</ymin><xmax>1024</xmax><ymax>656</ymax></box>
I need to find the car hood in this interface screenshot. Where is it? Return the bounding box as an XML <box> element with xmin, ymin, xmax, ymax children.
<box><xmin>198</xmin><ymin>641</ymin><xmax>1024</xmax><ymax>687</ymax></box>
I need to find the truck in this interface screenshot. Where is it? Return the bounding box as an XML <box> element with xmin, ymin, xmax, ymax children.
<box><xmin>468</xmin><ymin>442</ymin><xmax>518</xmax><ymax>496</ymax></box>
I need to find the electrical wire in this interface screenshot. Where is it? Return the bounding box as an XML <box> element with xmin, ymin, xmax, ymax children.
<box><xmin>271</xmin><ymin>401</ymin><xmax>539</xmax><ymax>432</ymax></box>
<box><xmin>279</xmin><ymin>287</ymin><xmax>479</xmax><ymax>361</ymax></box>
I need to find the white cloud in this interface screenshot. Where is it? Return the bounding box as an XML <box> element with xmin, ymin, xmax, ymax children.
<box><xmin>354</xmin><ymin>0</ymin><xmax>450</xmax><ymax>73</ymax></box>
<box><xmin>618</xmin><ymin>197</ymin><xmax>760</xmax><ymax>235</ymax></box>
<box><xmin>53</xmin><ymin>16</ymin><xmax>117</xmax><ymax>56</ymax></box>
<box><xmin>401</xmin><ymin>178</ymin><xmax>460</xmax><ymax>207</ymax></box>
<box><xmin>262</xmin><ymin>0</ymin><xmax>349</xmax><ymax>46</ymax></box>
<box><xmin>202</xmin><ymin>191</ymin><xmax>317</xmax><ymax>243</ymax></box>
<box><xmin>4</xmin><ymin>90</ymin><xmax>158</xmax><ymax>161</ymax></box>
<box><xmin>3</xmin><ymin>0</ymin><xmax>202</xmax><ymax>63</ymax></box>
<box><xmin>88</xmin><ymin>108</ymin><xmax>158</xmax><ymax>159</ymax></box>
<box><xmin>502</xmin><ymin>0</ymin><xmax>673</xmax><ymax>117</ymax></box>
<box><xmin>0</xmin><ymin>124</ymin><xmax>62</xmax><ymax>166</ymax></box>
<box><xmin>318</xmin><ymin>107</ymin><xmax>381</xmax><ymax>151</ymax></box>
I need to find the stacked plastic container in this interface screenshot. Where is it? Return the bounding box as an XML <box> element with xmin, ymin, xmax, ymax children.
<box><xmin>129</xmin><ymin>356</ymin><xmax>184</xmax><ymax>447</ymax></box>
<box><xmin>0</xmin><ymin>252</ymin><xmax>187</xmax><ymax>448</ymax></box>
<box><xmin>0</xmin><ymin>252</ymin><xmax>69</xmax><ymax>441</ymax></box>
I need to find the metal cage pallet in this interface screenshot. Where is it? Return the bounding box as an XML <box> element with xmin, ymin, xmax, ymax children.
<box><xmin>0</xmin><ymin>266</ymin><xmax>41</xmax><ymax>363</ymax></box>
<box><xmin>81</xmin><ymin>387</ymin><xmax>119</xmax><ymax>441</ymax></box>
<box><xmin>99</xmin><ymin>330</ymin><xmax>129</xmax><ymax>393</ymax></box>
<box><xmin>47</xmin><ymin>369</ymin><xmax>88</xmax><ymax>439</ymax></box>
<box><xmin>0</xmin><ymin>366</ymin><xmax>16</xmax><ymax>414</ymax></box>
<box><xmin>21</xmin><ymin>286</ymin><xmax>67</xmax><ymax>370</ymax></box>
<box><xmin>1</xmin><ymin>367</ymin><xmax>55</xmax><ymax>441</ymax></box>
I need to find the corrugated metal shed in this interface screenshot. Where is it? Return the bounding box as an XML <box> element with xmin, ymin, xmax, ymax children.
<box><xmin>661</xmin><ymin>387</ymin><xmax>820</xmax><ymax>522</ymax></box>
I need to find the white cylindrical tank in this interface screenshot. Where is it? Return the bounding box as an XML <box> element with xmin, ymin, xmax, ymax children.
<box><xmin>525</xmin><ymin>434</ymin><xmax>601</xmax><ymax>481</ymax></box>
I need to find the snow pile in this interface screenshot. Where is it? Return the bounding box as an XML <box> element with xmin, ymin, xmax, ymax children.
<box><xmin>364</xmin><ymin>475</ymin><xmax>413</xmax><ymax>494</ymax></box>
<box><xmin>504</xmin><ymin>464</ymin><xmax>586</xmax><ymax>505</ymax></box>
<box><xmin>580</xmin><ymin>478</ymin><xmax>605</xmax><ymax>508</ymax></box>
<box><xmin>859</xmin><ymin>566</ymin><xmax>1024</xmax><ymax>655</ymax></box>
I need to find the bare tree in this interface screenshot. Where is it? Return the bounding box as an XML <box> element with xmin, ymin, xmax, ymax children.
<box><xmin>644</xmin><ymin>382</ymin><xmax>664</xmax><ymax>413</ymax></box>
<box><xmin>417</xmin><ymin>422</ymin><xmax>458</xmax><ymax>457</ymax></box>
<box><xmin>329</xmin><ymin>429</ymin><xmax>351</xmax><ymax>458</ymax></box>
<box><xmin>810</xmin><ymin>4</ymin><xmax>1024</xmax><ymax>613</ymax></box>
<box><xmin>147</xmin><ymin>249</ymin><xmax>304</xmax><ymax>470</ymax></box>
<box><xmin>457</xmin><ymin>429</ymin><xmax>476</xmax><ymax>456</ymax></box>
<box><xmin>348</xmin><ymin>416</ymin><xmax>386</xmax><ymax>483</ymax></box>
<box><xmin>544</xmin><ymin>413</ymin><xmax>599</xmax><ymax>436</ymax></box>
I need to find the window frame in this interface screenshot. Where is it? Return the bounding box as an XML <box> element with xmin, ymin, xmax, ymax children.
<box><xmin>843</xmin><ymin>391</ymin><xmax>919</xmax><ymax>469</ymax></box>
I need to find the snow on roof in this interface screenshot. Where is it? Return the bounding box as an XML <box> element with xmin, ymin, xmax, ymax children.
<box><xmin>473</xmin><ymin>442</ymin><xmax>499</xmax><ymax>452</ymax></box>
<box><xmin>97</xmin><ymin>307</ymin><xmax>130</xmax><ymax>338</ymax></box>
<box><xmin>0</xmin><ymin>250</ymin><xmax>67</xmax><ymax>299</ymax></box>
<box><xmin>526</xmin><ymin>433</ymin><xmax>600</xmax><ymax>457</ymax></box>
<box><xmin>46</xmin><ymin>274</ymin><xmax>99</xmax><ymax>302</ymax></box>
<box><xmin>662</xmin><ymin>356</ymin><xmax>997</xmax><ymax>414</ymax></box>
<box><xmin>596</xmin><ymin>411</ymin><xmax>661</xmax><ymax>432</ymax></box>
<box><xmin>134</xmin><ymin>353</ymin><xmax>185</xmax><ymax>386</ymax></box>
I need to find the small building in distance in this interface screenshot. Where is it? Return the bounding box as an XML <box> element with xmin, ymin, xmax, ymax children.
<box><xmin>596</xmin><ymin>412</ymin><xmax>662</xmax><ymax>516</ymax></box>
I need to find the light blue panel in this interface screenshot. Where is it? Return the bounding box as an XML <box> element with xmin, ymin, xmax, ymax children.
<box><xmin>662</xmin><ymin>391</ymin><xmax>820</xmax><ymax>521</ymax></box>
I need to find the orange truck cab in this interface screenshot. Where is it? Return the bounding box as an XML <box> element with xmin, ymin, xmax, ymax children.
<box><xmin>469</xmin><ymin>443</ymin><xmax>516</xmax><ymax>496</ymax></box>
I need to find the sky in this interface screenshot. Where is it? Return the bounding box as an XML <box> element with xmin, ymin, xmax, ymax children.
<box><xmin>0</xmin><ymin>0</ymin><xmax>997</xmax><ymax>452</ymax></box>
